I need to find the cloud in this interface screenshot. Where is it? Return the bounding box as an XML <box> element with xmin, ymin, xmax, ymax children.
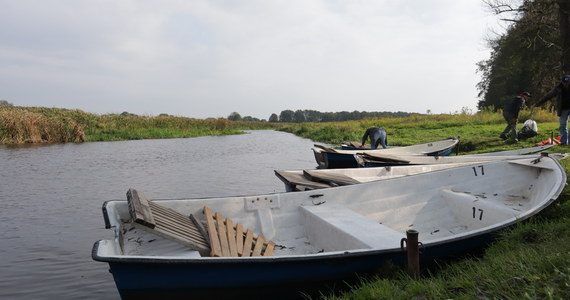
<box><xmin>0</xmin><ymin>0</ymin><xmax>497</xmax><ymax>119</ymax></box>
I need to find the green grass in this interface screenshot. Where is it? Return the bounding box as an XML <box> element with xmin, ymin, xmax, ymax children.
<box><xmin>277</xmin><ymin>109</ymin><xmax>561</xmax><ymax>155</ymax></box>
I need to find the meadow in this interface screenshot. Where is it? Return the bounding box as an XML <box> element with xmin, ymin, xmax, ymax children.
<box><xmin>1</xmin><ymin>106</ymin><xmax>569</xmax><ymax>299</ymax></box>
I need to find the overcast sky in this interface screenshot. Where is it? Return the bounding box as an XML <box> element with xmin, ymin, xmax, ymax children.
<box><xmin>0</xmin><ymin>1</ymin><xmax>501</xmax><ymax>120</ymax></box>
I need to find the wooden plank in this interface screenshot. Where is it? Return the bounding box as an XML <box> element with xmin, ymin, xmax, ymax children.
<box><xmin>360</xmin><ymin>153</ymin><xmax>411</xmax><ymax>164</ymax></box>
<box><xmin>203</xmin><ymin>206</ymin><xmax>223</xmax><ymax>257</ymax></box>
<box><xmin>226</xmin><ymin>218</ymin><xmax>238</xmax><ymax>257</ymax></box>
<box><xmin>242</xmin><ymin>230</ymin><xmax>254</xmax><ymax>257</ymax></box>
<box><xmin>215</xmin><ymin>212</ymin><xmax>231</xmax><ymax>257</ymax></box>
<box><xmin>235</xmin><ymin>223</ymin><xmax>244</xmax><ymax>256</ymax></box>
<box><xmin>251</xmin><ymin>235</ymin><xmax>265</xmax><ymax>256</ymax></box>
<box><xmin>303</xmin><ymin>170</ymin><xmax>360</xmax><ymax>186</ymax></box>
<box><xmin>190</xmin><ymin>214</ymin><xmax>210</xmax><ymax>244</ymax></box>
<box><xmin>152</xmin><ymin>215</ymin><xmax>209</xmax><ymax>244</ymax></box>
<box><xmin>263</xmin><ymin>242</ymin><xmax>276</xmax><ymax>256</ymax></box>
<box><xmin>274</xmin><ymin>170</ymin><xmax>334</xmax><ymax>190</ymax></box>
<box><xmin>127</xmin><ymin>188</ymin><xmax>155</xmax><ymax>228</ymax></box>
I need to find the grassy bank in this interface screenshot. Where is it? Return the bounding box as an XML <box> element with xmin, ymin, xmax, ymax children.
<box><xmin>0</xmin><ymin>106</ymin><xmax>277</xmax><ymax>144</ymax></box>
<box><xmin>275</xmin><ymin>110</ymin><xmax>570</xmax><ymax>299</ymax></box>
<box><xmin>277</xmin><ymin>108</ymin><xmax>560</xmax><ymax>155</ymax></box>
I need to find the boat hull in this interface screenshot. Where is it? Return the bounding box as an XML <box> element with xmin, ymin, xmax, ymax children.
<box><xmin>316</xmin><ymin>138</ymin><xmax>459</xmax><ymax>169</ymax></box>
<box><xmin>94</xmin><ymin>229</ymin><xmax>501</xmax><ymax>300</ymax></box>
<box><xmin>92</xmin><ymin>156</ymin><xmax>566</xmax><ymax>299</ymax></box>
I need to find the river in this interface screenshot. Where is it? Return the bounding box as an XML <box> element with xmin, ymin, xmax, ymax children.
<box><xmin>0</xmin><ymin>130</ymin><xmax>318</xmax><ymax>299</ymax></box>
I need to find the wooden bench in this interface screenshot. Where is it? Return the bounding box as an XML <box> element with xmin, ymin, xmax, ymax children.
<box><xmin>127</xmin><ymin>188</ymin><xmax>211</xmax><ymax>256</ymax></box>
<box><xmin>300</xmin><ymin>203</ymin><xmax>403</xmax><ymax>251</ymax></box>
<box><xmin>126</xmin><ymin>188</ymin><xmax>275</xmax><ymax>257</ymax></box>
<box><xmin>203</xmin><ymin>206</ymin><xmax>275</xmax><ymax>257</ymax></box>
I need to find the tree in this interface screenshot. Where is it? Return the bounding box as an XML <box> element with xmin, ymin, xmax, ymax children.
<box><xmin>559</xmin><ymin>0</ymin><xmax>570</xmax><ymax>72</ymax></box>
<box><xmin>478</xmin><ymin>0</ymin><xmax>563</xmax><ymax>110</ymax></box>
<box><xmin>279</xmin><ymin>110</ymin><xmax>294</xmax><ymax>122</ymax></box>
<box><xmin>227</xmin><ymin>112</ymin><xmax>242</xmax><ymax>121</ymax></box>
<box><xmin>0</xmin><ymin>99</ymin><xmax>13</xmax><ymax>107</ymax></box>
<box><xmin>293</xmin><ymin>110</ymin><xmax>306</xmax><ymax>123</ymax></box>
<box><xmin>268</xmin><ymin>113</ymin><xmax>278</xmax><ymax>122</ymax></box>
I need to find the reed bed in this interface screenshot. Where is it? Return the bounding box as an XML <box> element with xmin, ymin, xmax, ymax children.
<box><xmin>0</xmin><ymin>107</ymin><xmax>85</xmax><ymax>144</ymax></box>
<box><xmin>0</xmin><ymin>107</ymin><xmax>276</xmax><ymax>144</ymax></box>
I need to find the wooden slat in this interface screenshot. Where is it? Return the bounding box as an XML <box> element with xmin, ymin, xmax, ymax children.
<box><xmin>204</xmin><ymin>206</ymin><xmax>223</xmax><ymax>257</ymax></box>
<box><xmin>251</xmin><ymin>235</ymin><xmax>265</xmax><ymax>256</ymax></box>
<box><xmin>263</xmin><ymin>242</ymin><xmax>276</xmax><ymax>256</ymax></box>
<box><xmin>202</xmin><ymin>205</ymin><xmax>275</xmax><ymax>257</ymax></box>
<box><xmin>274</xmin><ymin>170</ymin><xmax>334</xmax><ymax>190</ymax></box>
<box><xmin>126</xmin><ymin>189</ymin><xmax>211</xmax><ymax>255</ymax></box>
<box><xmin>235</xmin><ymin>223</ymin><xmax>244</xmax><ymax>256</ymax></box>
<box><xmin>215</xmin><ymin>212</ymin><xmax>230</xmax><ymax>257</ymax></box>
<box><xmin>190</xmin><ymin>214</ymin><xmax>210</xmax><ymax>244</ymax></box>
<box><xmin>303</xmin><ymin>170</ymin><xmax>360</xmax><ymax>186</ymax></box>
<box><xmin>226</xmin><ymin>219</ymin><xmax>238</xmax><ymax>257</ymax></box>
<box><xmin>127</xmin><ymin>188</ymin><xmax>155</xmax><ymax>228</ymax></box>
<box><xmin>242</xmin><ymin>230</ymin><xmax>254</xmax><ymax>257</ymax></box>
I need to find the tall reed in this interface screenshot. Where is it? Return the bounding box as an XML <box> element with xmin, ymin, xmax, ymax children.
<box><xmin>0</xmin><ymin>107</ymin><xmax>85</xmax><ymax>144</ymax></box>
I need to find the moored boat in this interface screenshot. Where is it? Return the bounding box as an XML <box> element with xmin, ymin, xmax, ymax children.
<box><xmin>93</xmin><ymin>155</ymin><xmax>566</xmax><ymax>299</ymax></box>
<box><xmin>313</xmin><ymin>137</ymin><xmax>460</xmax><ymax>169</ymax></box>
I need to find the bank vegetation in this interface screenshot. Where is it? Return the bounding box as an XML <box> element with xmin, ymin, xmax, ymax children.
<box><xmin>0</xmin><ymin>106</ymin><xmax>276</xmax><ymax>144</ymax></box>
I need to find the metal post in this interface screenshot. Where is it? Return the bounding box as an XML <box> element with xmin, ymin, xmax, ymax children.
<box><xmin>400</xmin><ymin>229</ymin><xmax>420</xmax><ymax>279</ymax></box>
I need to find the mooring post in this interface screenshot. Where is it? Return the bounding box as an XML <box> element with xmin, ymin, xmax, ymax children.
<box><xmin>400</xmin><ymin>229</ymin><xmax>420</xmax><ymax>279</ymax></box>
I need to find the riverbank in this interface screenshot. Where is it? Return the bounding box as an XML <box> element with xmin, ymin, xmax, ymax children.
<box><xmin>0</xmin><ymin>106</ymin><xmax>277</xmax><ymax>144</ymax></box>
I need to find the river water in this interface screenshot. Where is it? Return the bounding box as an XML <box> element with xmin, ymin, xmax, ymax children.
<box><xmin>0</xmin><ymin>130</ymin><xmax>318</xmax><ymax>300</ymax></box>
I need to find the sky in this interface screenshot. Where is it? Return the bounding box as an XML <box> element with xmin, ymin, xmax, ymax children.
<box><xmin>0</xmin><ymin>1</ymin><xmax>502</xmax><ymax>120</ymax></box>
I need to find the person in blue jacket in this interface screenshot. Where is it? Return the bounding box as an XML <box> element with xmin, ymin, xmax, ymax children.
<box><xmin>361</xmin><ymin>127</ymin><xmax>388</xmax><ymax>149</ymax></box>
<box><xmin>500</xmin><ymin>92</ymin><xmax>531</xmax><ymax>142</ymax></box>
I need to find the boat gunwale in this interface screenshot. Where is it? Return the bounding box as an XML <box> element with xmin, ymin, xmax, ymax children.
<box><xmin>93</xmin><ymin>157</ymin><xmax>567</xmax><ymax>265</ymax></box>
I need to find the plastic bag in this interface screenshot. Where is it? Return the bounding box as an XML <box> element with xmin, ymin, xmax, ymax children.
<box><xmin>517</xmin><ymin>119</ymin><xmax>538</xmax><ymax>140</ymax></box>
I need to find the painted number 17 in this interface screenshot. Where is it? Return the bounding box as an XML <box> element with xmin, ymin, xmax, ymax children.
<box><xmin>472</xmin><ymin>165</ymin><xmax>485</xmax><ymax>176</ymax></box>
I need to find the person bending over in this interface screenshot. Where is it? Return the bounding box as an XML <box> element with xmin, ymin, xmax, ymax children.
<box><xmin>361</xmin><ymin>127</ymin><xmax>388</xmax><ymax>149</ymax></box>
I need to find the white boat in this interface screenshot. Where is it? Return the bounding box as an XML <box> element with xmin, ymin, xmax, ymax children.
<box><xmin>92</xmin><ymin>155</ymin><xmax>566</xmax><ymax>299</ymax></box>
<box><xmin>275</xmin><ymin>162</ymin><xmax>480</xmax><ymax>191</ymax></box>
<box><xmin>471</xmin><ymin>145</ymin><xmax>554</xmax><ymax>156</ymax></box>
<box><xmin>356</xmin><ymin>152</ymin><xmax>568</xmax><ymax>167</ymax></box>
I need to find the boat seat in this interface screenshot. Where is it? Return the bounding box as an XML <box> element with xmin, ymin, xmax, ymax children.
<box><xmin>441</xmin><ymin>189</ymin><xmax>520</xmax><ymax>227</ymax></box>
<box><xmin>300</xmin><ymin>203</ymin><xmax>403</xmax><ymax>251</ymax></box>
<box><xmin>203</xmin><ymin>206</ymin><xmax>275</xmax><ymax>257</ymax></box>
<box><xmin>126</xmin><ymin>188</ymin><xmax>211</xmax><ymax>256</ymax></box>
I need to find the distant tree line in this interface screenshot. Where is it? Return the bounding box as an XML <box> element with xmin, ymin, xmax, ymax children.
<box><xmin>227</xmin><ymin>110</ymin><xmax>415</xmax><ymax>123</ymax></box>
<box><xmin>477</xmin><ymin>0</ymin><xmax>570</xmax><ymax>110</ymax></box>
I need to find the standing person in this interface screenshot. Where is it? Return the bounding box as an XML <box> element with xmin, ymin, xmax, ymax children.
<box><xmin>531</xmin><ymin>75</ymin><xmax>570</xmax><ymax>145</ymax></box>
<box><xmin>500</xmin><ymin>92</ymin><xmax>531</xmax><ymax>142</ymax></box>
<box><xmin>361</xmin><ymin>127</ymin><xmax>388</xmax><ymax>149</ymax></box>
